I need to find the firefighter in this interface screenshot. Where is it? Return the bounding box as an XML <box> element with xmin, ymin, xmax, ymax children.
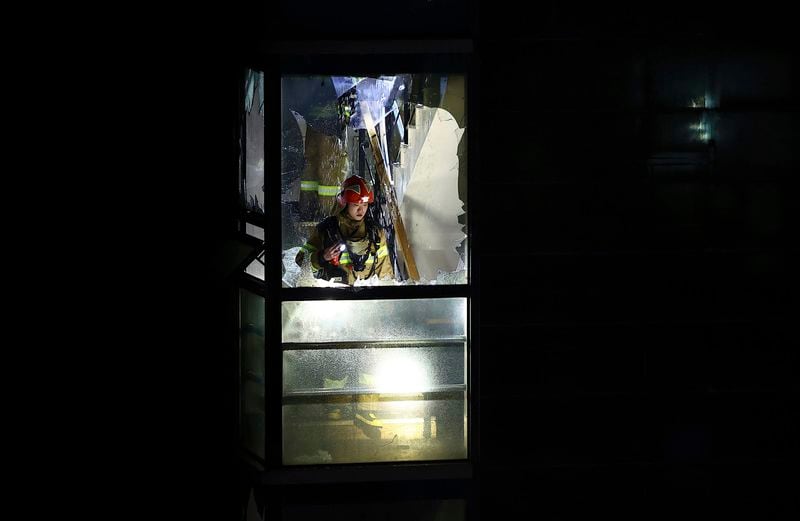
<box><xmin>294</xmin><ymin>176</ymin><xmax>392</xmax><ymax>438</ymax></box>
<box><xmin>295</xmin><ymin>175</ymin><xmax>394</xmax><ymax>286</ymax></box>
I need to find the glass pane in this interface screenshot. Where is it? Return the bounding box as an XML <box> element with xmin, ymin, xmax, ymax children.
<box><xmin>282</xmin><ymin>298</ymin><xmax>466</xmax><ymax>343</ymax></box>
<box><xmin>246</xmin><ymin>223</ymin><xmax>264</xmax><ymax>241</ymax></box>
<box><xmin>281</xmin><ymin>297</ymin><xmax>468</xmax><ymax>465</ymax></box>
<box><xmin>283</xmin><ymin>392</ymin><xmax>466</xmax><ymax>465</ymax></box>
<box><xmin>245</xmin><ymin>251</ymin><xmax>265</xmax><ymax>281</ymax></box>
<box><xmin>240</xmin><ymin>289</ymin><xmax>265</xmax><ymax>459</ymax></box>
<box><xmin>283</xmin><ymin>343</ymin><xmax>466</xmax><ymax>395</ymax></box>
<box><xmin>281</xmin><ymin>74</ymin><xmax>468</xmax><ymax>287</ymax></box>
<box><xmin>242</xmin><ymin>69</ymin><xmax>265</xmax><ymax>215</ymax></box>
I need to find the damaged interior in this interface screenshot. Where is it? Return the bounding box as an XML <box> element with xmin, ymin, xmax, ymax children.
<box><xmin>278</xmin><ymin>74</ymin><xmax>468</xmax><ymax>287</ymax></box>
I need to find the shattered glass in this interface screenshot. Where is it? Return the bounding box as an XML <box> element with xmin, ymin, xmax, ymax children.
<box><xmin>243</xmin><ymin>69</ymin><xmax>265</xmax><ymax>215</ymax></box>
<box><xmin>281</xmin><ymin>74</ymin><xmax>468</xmax><ymax>287</ymax></box>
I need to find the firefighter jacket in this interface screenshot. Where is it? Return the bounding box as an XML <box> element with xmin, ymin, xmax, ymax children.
<box><xmin>295</xmin><ymin>213</ymin><xmax>394</xmax><ymax>285</ymax></box>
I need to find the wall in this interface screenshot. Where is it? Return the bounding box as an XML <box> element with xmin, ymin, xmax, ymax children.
<box><xmin>478</xmin><ymin>6</ymin><xmax>797</xmax><ymax>519</ymax></box>
<box><xmin>177</xmin><ymin>3</ymin><xmax>796</xmax><ymax>518</ymax></box>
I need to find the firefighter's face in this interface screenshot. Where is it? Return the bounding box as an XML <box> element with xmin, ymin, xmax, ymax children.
<box><xmin>346</xmin><ymin>201</ymin><xmax>368</xmax><ymax>221</ymax></box>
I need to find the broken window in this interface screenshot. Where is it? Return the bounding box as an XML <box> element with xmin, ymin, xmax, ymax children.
<box><xmin>238</xmin><ymin>60</ymin><xmax>474</xmax><ymax>470</ymax></box>
<box><xmin>242</xmin><ymin>68</ymin><xmax>265</xmax><ymax>218</ymax></box>
<box><xmin>281</xmin><ymin>74</ymin><xmax>468</xmax><ymax>287</ymax></box>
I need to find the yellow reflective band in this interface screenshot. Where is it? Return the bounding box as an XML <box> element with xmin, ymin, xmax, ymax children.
<box><xmin>338</xmin><ymin>256</ymin><xmax>375</xmax><ymax>267</ymax></box>
<box><xmin>317</xmin><ymin>185</ymin><xmax>339</xmax><ymax>196</ymax></box>
<box><xmin>376</xmin><ymin>245</ymin><xmax>389</xmax><ymax>258</ymax></box>
<box><xmin>300</xmin><ymin>181</ymin><xmax>319</xmax><ymax>191</ymax></box>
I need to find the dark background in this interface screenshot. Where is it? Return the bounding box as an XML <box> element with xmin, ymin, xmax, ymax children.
<box><xmin>123</xmin><ymin>2</ymin><xmax>797</xmax><ymax>519</ymax></box>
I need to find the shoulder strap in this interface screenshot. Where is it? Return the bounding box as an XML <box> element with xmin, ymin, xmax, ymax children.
<box><xmin>365</xmin><ymin>217</ymin><xmax>380</xmax><ymax>248</ymax></box>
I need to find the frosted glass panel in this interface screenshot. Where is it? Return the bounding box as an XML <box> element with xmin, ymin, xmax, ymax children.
<box><xmin>281</xmin><ymin>297</ymin><xmax>468</xmax><ymax>464</ymax></box>
<box><xmin>283</xmin><ymin>343</ymin><xmax>465</xmax><ymax>395</ymax></box>
<box><xmin>282</xmin><ymin>297</ymin><xmax>466</xmax><ymax>343</ymax></box>
<box><xmin>283</xmin><ymin>392</ymin><xmax>466</xmax><ymax>465</ymax></box>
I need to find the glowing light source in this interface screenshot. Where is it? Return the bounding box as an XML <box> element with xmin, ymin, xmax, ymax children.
<box><xmin>372</xmin><ymin>352</ymin><xmax>430</xmax><ymax>393</ymax></box>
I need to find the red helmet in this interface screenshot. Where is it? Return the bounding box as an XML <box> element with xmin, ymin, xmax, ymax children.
<box><xmin>336</xmin><ymin>176</ymin><xmax>374</xmax><ymax>207</ymax></box>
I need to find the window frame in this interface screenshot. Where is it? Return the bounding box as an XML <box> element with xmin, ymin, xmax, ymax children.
<box><xmin>240</xmin><ymin>40</ymin><xmax>480</xmax><ymax>483</ymax></box>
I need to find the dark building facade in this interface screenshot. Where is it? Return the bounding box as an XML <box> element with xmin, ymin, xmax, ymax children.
<box><xmin>174</xmin><ymin>3</ymin><xmax>796</xmax><ymax>519</ymax></box>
